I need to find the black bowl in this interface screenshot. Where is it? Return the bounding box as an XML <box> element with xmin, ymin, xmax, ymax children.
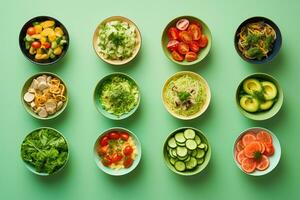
<box><xmin>234</xmin><ymin>16</ymin><xmax>282</xmax><ymax>64</ymax></box>
<box><xmin>19</xmin><ymin>16</ymin><xmax>69</xmax><ymax>66</ymax></box>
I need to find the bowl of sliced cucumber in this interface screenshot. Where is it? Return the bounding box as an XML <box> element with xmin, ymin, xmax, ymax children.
<box><xmin>163</xmin><ymin>127</ymin><xmax>211</xmax><ymax>176</ymax></box>
<box><xmin>236</xmin><ymin>73</ymin><xmax>283</xmax><ymax>120</ymax></box>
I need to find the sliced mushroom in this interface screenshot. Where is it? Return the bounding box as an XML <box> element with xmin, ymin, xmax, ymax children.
<box><xmin>47</xmin><ymin>76</ymin><xmax>52</xmax><ymax>83</ymax></box>
<box><xmin>28</xmin><ymin>88</ymin><xmax>36</xmax><ymax>93</ymax></box>
<box><xmin>56</xmin><ymin>101</ymin><xmax>64</xmax><ymax>111</ymax></box>
<box><xmin>24</xmin><ymin>92</ymin><xmax>35</xmax><ymax>103</ymax></box>
<box><xmin>30</xmin><ymin>79</ymin><xmax>39</xmax><ymax>89</ymax></box>
<box><xmin>38</xmin><ymin>81</ymin><xmax>49</xmax><ymax>91</ymax></box>
<box><xmin>36</xmin><ymin>75</ymin><xmax>47</xmax><ymax>83</ymax></box>
<box><xmin>30</xmin><ymin>102</ymin><xmax>36</xmax><ymax>108</ymax></box>
<box><xmin>38</xmin><ymin>107</ymin><xmax>48</xmax><ymax>118</ymax></box>
<box><xmin>45</xmin><ymin>99</ymin><xmax>57</xmax><ymax>113</ymax></box>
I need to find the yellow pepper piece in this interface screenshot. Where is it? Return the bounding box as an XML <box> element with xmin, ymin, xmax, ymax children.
<box><xmin>29</xmin><ymin>47</ymin><xmax>36</xmax><ymax>55</ymax></box>
<box><xmin>40</xmin><ymin>20</ymin><xmax>55</xmax><ymax>28</ymax></box>
<box><xmin>54</xmin><ymin>27</ymin><xmax>64</xmax><ymax>37</ymax></box>
<box><xmin>48</xmin><ymin>32</ymin><xmax>57</xmax><ymax>42</ymax></box>
<box><xmin>40</xmin><ymin>36</ymin><xmax>47</xmax><ymax>44</ymax></box>
<box><xmin>54</xmin><ymin>47</ymin><xmax>62</xmax><ymax>55</ymax></box>
<box><xmin>31</xmin><ymin>34</ymin><xmax>41</xmax><ymax>39</ymax></box>
<box><xmin>34</xmin><ymin>25</ymin><xmax>43</xmax><ymax>34</ymax></box>
<box><xmin>41</xmin><ymin>28</ymin><xmax>54</xmax><ymax>37</ymax></box>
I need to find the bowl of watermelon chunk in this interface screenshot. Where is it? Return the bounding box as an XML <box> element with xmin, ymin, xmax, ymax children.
<box><xmin>233</xmin><ymin>127</ymin><xmax>281</xmax><ymax>176</ymax></box>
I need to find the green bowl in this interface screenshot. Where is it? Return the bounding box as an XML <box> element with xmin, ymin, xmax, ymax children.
<box><xmin>93</xmin><ymin>72</ymin><xmax>140</xmax><ymax>120</ymax></box>
<box><xmin>233</xmin><ymin>127</ymin><xmax>281</xmax><ymax>176</ymax></box>
<box><xmin>21</xmin><ymin>72</ymin><xmax>69</xmax><ymax>120</ymax></box>
<box><xmin>235</xmin><ymin>73</ymin><xmax>283</xmax><ymax>120</ymax></box>
<box><xmin>161</xmin><ymin>16</ymin><xmax>212</xmax><ymax>66</ymax></box>
<box><xmin>93</xmin><ymin>127</ymin><xmax>142</xmax><ymax>176</ymax></box>
<box><xmin>163</xmin><ymin>127</ymin><xmax>211</xmax><ymax>176</ymax></box>
<box><xmin>20</xmin><ymin>127</ymin><xmax>69</xmax><ymax>176</ymax></box>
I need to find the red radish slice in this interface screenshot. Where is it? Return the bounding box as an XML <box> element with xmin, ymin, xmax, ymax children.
<box><xmin>244</xmin><ymin>141</ymin><xmax>262</xmax><ymax>158</ymax></box>
<box><xmin>264</xmin><ymin>143</ymin><xmax>275</xmax><ymax>156</ymax></box>
<box><xmin>242</xmin><ymin>133</ymin><xmax>256</xmax><ymax>147</ymax></box>
<box><xmin>176</xmin><ymin>19</ymin><xmax>190</xmax><ymax>31</ymax></box>
<box><xmin>257</xmin><ymin>131</ymin><xmax>273</xmax><ymax>144</ymax></box>
<box><xmin>241</xmin><ymin>158</ymin><xmax>257</xmax><ymax>173</ymax></box>
<box><xmin>167</xmin><ymin>40</ymin><xmax>179</xmax><ymax>51</ymax></box>
<box><xmin>260</xmin><ymin>142</ymin><xmax>266</xmax><ymax>154</ymax></box>
<box><xmin>256</xmin><ymin>155</ymin><xmax>270</xmax><ymax>171</ymax></box>
<box><xmin>237</xmin><ymin>150</ymin><xmax>247</xmax><ymax>164</ymax></box>
<box><xmin>236</xmin><ymin>140</ymin><xmax>244</xmax><ymax>152</ymax></box>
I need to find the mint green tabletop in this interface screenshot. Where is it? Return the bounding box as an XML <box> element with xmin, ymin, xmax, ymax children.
<box><xmin>1</xmin><ymin>0</ymin><xmax>299</xmax><ymax>199</ymax></box>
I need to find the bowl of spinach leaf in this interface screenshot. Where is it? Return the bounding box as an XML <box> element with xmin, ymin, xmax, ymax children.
<box><xmin>20</xmin><ymin>127</ymin><xmax>69</xmax><ymax>176</ymax></box>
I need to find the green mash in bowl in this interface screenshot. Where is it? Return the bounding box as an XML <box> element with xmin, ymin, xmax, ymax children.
<box><xmin>162</xmin><ymin>71</ymin><xmax>210</xmax><ymax>120</ymax></box>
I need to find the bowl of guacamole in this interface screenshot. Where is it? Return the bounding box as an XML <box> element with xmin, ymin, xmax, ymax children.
<box><xmin>94</xmin><ymin>73</ymin><xmax>140</xmax><ymax>120</ymax></box>
<box><xmin>162</xmin><ymin>71</ymin><xmax>211</xmax><ymax>120</ymax></box>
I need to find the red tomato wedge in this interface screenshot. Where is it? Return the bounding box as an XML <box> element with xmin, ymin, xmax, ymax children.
<box><xmin>167</xmin><ymin>27</ymin><xmax>179</xmax><ymax>40</ymax></box>
<box><xmin>167</xmin><ymin>40</ymin><xmax>179</xmax><ymax>52</ymax></box>
<box><xmin>178</xmin><ymin>42</ymin><xmax>189</xmax><ymax>55</ymax></box>
<box><xmin>242</xmin><ymin>133</ymin><xmax>256</xmax><ymax>147</ymax></box>
<box><xmin>178</xmin><ymin>31</ymin><xmax>193</xmax><ymax>44</ymax></box>
<box><xmin>260</xmin><ymin>142</ymin><xmax>266</xmax><ymax>154</ymax></box>
<box><xmin>241</xmin><ymin>158</ymin><xmax>257</xmax><ymax>173</ymax></box>
<box><xmin>171</xmin><ymin>51</ymin><xmax>184</xmax><ymax>61</ymax></box>
<box><xmin>237</xmin><ymin>150</ymin><xmax>247</xmax><ymax>164</ymax></box>
<box><xmin>176</xmin><ymin>19</ymin><xmax>189</xmax><ymax>31</ymax></box>
<box><xmin>188</xmin><ymin>24</ymin><xmax>202</xmax><ymax>40</ymax></box>
<box><xmin>189</xmin><ymin>41</ymin><xmax>200</xmax><ymax>53</ymax></box>
<box><xmin>264</xmin><ymin>143</ymin><xmax>275</xmax><ymax>156</ymax></box>
<box><xmin>236</xmin><ymin>140</ymin><xmax>245</xmax><ymax>152</ymax></box>
<box><xmin>256</xmin><ymin>131</ymin><xmax>273</xmax><ymax>144</ymax></box>
<box><xmin>256</xmin><ymin>155</ymin><xmax>270</xmax><ymax>171</ymax></box>
<box><xmin>244</xmin><ymin>141</ymin><xmax>262</xmax><ymax>158</ymax></box>
<box><xmin>185</xmin><ymin>52</ymin><xmax>198</xmax><ymax>62</ymax></box>
<box><xmin>198</xmin><ymin>35</ymin><xmax>208</xmax><ymax>48</ymax></box>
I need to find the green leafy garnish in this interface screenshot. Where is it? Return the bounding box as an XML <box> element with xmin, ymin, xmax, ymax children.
<box><xmin>177</xmin><ymin>91</ymin><xmax>190</xmax><ymax>102</ymax></box>
<box><xmin>253</xmin><ymin>151</ymin><xmax>262</xmax><ymax>160</ymax></box>
<box><xmin>21</xmin><ymin>129</ymin><xmax>68</xmax><ymax>174</ymax></box>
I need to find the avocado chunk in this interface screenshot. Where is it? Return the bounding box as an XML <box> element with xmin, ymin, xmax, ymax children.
<box><xmin>240</xmin><ymin>95</ymin><xmax>259</xmax><ymax>112</ymax></box>
<box><xmin>260</xmin><ymin>100</ymin><xmax>274</xmax><ymax>110</ymax></box>
<box><xmin>262</xmin><ymin>81</ymin><xmax>277</xmax><ymax>100</ymax></box>
<box><xmin>243</xmin><ymin>78</ymin><xmax>262</xmax><ymax>95</ymax></box>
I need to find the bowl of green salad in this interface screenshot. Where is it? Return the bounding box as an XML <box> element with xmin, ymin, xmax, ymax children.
<box><xmin>93</xmin><ymin>16</ymin><xmax>142</xmax><ymax>65</ymax></box>
<box><xmin>94</xmin><ymin>72</ymin><xmax>140</xmax><ymax>120</ymax></box>
<box><xmin>20</xmin><ymin>127</ymin><xmax>69</xmax><ymax>176</ymax></box>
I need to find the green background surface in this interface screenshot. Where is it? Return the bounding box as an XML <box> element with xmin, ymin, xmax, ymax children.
<box><xmin>1</xmin><ymin>0</ymin><xmax>299</xmax><ymax>199</ymax></box>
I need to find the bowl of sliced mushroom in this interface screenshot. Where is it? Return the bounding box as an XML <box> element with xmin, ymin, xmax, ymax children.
<box><xmin>21</xmin><ymin>72</ymin><xmax>68</xmax><ymax>119</ymax></box>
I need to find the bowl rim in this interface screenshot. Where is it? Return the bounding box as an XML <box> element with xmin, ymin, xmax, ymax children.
<box><xmin>20</xmin><ymin>126</ymin><xmax>69</xmax><ymax>176</ymax></box>
<box><xmin>92</xmin><ymin>15</ymin><xmax>142</xmax><ymax>66</ymax></box>
<box><xmin>235</xmin><ymin>72</ymin><xmax>284</xmax><ymax>120</ymax></box>
<box><xmin>161</xmin><ymin>15</ymin><xmax>212</xmax><ymax>66</ymax></box>
<box><xmin>21</xmin><ymin>72</ymin><xmax>69</xmax><ymax>120</ymax></box>
<box><xmin>161</xmin><ymin>71</ymin><xmax>211</xmax><ymax>120</ymax></box>
<box><xmin>163</xmin><ymin>126</ymin><xmax>211</xmax><ymax>176</ymax></box>
<box><xmin>93</xmin><ymin>72</ymin><xmax>141</xmax><ymax>120</ymax></box>
<box><xmin>19</xmin><ymin>15</ymin><xmax>70</xmax><ymax>66</ymax></box>
<box><xmin>93</xmin><ymin>127</ymin><xmax>142</xmax><ymax>176</ymax></box>
<box><xmin>233</xmin><ymin>16</ymin><xmax>282</xmax><ymax>64</ymax></box>
<box><xmin>233</xmin><ymin>127</ymin><xmax>281</xmax><ymax>176</ymax></box>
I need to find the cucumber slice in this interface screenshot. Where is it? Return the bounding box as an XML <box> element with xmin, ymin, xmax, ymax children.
<box><xmin>174</xmin><ymin>132</ymin><xmax>186</xmax><ymax>143</ymax></box>
<box><xmin>197</xmin><ymin>158</ymin><xmax>204</xmax><ymax>165</ymax></box>
<box><xmin>191</xmin><ymin>149</ymin><xmax>197</xmax><ymax>157</ymax></box>
<box><xmin>184</xmin><ymin>156</ymin><xmax>191</xmax><ymax>162</ymax></box>
<box><xmin>174</xmin><ymin>161</ymin><xmax>186</xmax><ymax>172</ymax></box>
<box><xmin>196</xmin><ymin>149</ymin><xmax>205</xmax><ymax>159</ymax></box>
<box><xmin>172</xmin><ymin>149</ymin><xmax>177</xmax><ymax>157</ymax></box>
<box><xmin>186</xmin><ymin>157</ymin><xmax>197</xmax><ymax>170</ymax></box>
<box><xmin>169</xmin><ymin>157</ymin><xmax>177</xmax><ymax>165</ymax></box>
<box><xmin>169</xmin><ymin>148</ymin><xmax>175</xmax><ymax>158</ymax></box>
<box><xmin>186</xmin><ymin>139</ymin><xmax>197</xmax><ymax>150</ymax></box>
<box><xmin>176</xmin><ymin>142</ymin><xmax>186</xmax><ymax>146</ymax></box>
<box><xmin>178</xmin><ymin>155</ymin><xmax>188</xmax><ymax>161</ymax></box>
<box><xmin>176</xmin><ymin>146</ymin><xmax>188</xmax><ymax>157</ymax></box>
<box><xmin>198</xmin><ymin>143</ymin><xmax>208</xmax><ymax>151</ymax></box>
<box><xmin>194</xmin><ymin>135</ymin><xmax>201</xmax><ymax>145</ymax></box>
<box><xmin>184</xmin><ymin>129</ymin><xmax>196</xmax><ymax>139</ymax></box>
<box><xmin>168</xmin><ymin>137</ymin><xmax>177</xmax><ymax>148</ymax></box>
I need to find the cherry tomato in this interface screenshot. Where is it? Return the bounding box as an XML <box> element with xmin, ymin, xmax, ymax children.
<box><xmin>171</xmin><ymin>51</ymin><xmax>184</xmax><ymax>61</ymax></box>
<box><xmin>178</xmin><ymin>31</ymin><xmax>193</xmax><ymax>44</ymax></box>
<box><xmin>264</xmin><ymin>143</ymin><xmax>275</xmax><ymax>156</ymax></box>
<box><xmin>123</xmin><ymin>157</ymin><xmax>134</xmax><ymax>168</ymax></box>
<box><xmin>120</xmin><ymin>132</ymin><xmax>130</xmax><ymax>141</ymax></box>
<box><xmin>198</xmin><ymin>35</ymin><xmax>208</xmax><ymax>48</ymax></box>
<box><xmin>189</xmin><ymin>41</ymin><xmax>200</xmax><ymax>53</ymax></box>
<box><xmin>185</xmin><ymin>52</ymin><xmax>198</xmax><ymax>62</ymax></box>
<box><xmin>99</xmin><ymin>136</ymin><xmax>109</xmax><ymax>147</ymax></box>
<box><xmin>111</xmin><ymin>153</ymin><xmax>123</xmax><ymax>163</ymax></box>
<box><xmin>97</xmin><ymin>145</ymin><xmax>108</xmax><ymax>156</ymax></box>
<box><xmin>167</xmin><ymin>40</ymin><xmax>179</xmax><ymax>52</ymax></box>
<box><xmin>188</xmin><ymin>24</ymin><xmax>202</xmax><ymax>40</ymax></box>
<box><xmin>27</xmin><ymin>27</ymin><xmax>35</xmax><ymax>36</ymax></box>
<box><xmin>101</xmin><ymin>156</ymin><xmax>112</xmax><ymax>166</ymax></box>
<box><xmin>176</xmin><ymin>19</ymin><xmax>189</xmax><ymax>31</ymax></box>
<box><xmin>123</xmin><ymin>145</ymin><xmax>134</xmax><ymax>156</ymax></box>
<box><xmin>177</xmin><ymin>42</ymin><xmax>189</xmax><ymax>55</ymax></box>
<box><xmin>190</xmin><ymin>21</ymin><xmax>202</xmax><ymax>30</ymax></box>
<box><xmin>167</xmin><ymin>27</ymin><xmax>179</xmax><ymax>40</ymax></box>
<box><xmin>43</xmin><ymin>42</ymin><xmax>51</xmax><ymax>49</ymax></box>
<box><xmin>31</xmin><ymin>41</ymin><xmax>41</xmax><ymax>49</ymax></box>
<box><xmin>108</xmin><ymin>132</ymin><xmax>120</xmax><ymax>140</ymax></box>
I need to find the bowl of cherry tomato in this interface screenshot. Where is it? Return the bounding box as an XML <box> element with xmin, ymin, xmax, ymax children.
<box><xmin>162</xmin><ymin>16</ymin><xmax>212</xmax><ymax>65</ymax></box>
<box><xmin>19</xmin><ymin>16</ymin><xmax>69</xmax><ymax>65</ymax></box>
<box><xmin>93</xmin><ymin>127</ymin><xmax>142</xmax><ymax>176</ymax></box>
